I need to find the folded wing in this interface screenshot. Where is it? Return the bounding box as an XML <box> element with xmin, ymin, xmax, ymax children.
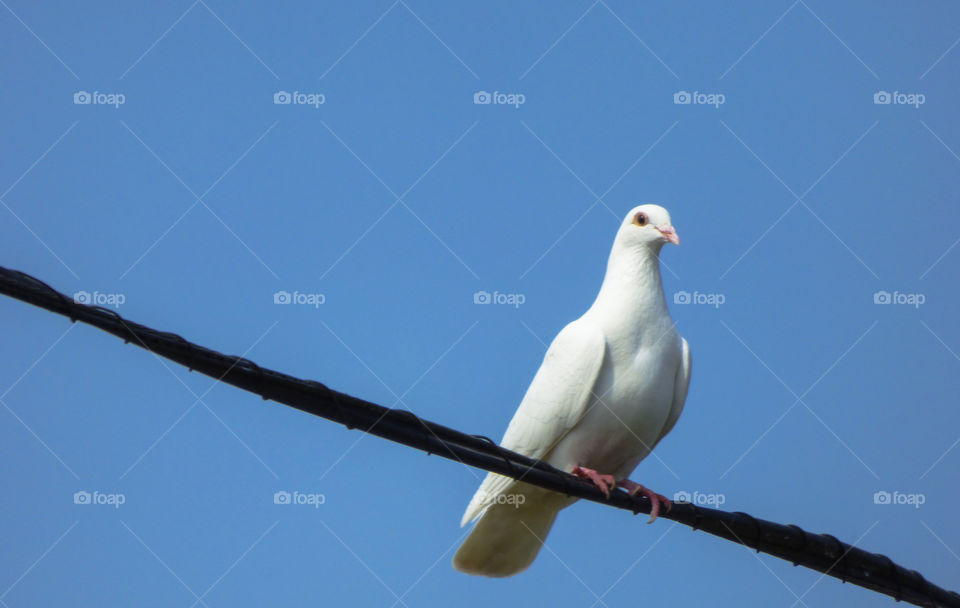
<box><xmin>461</xmin><ymin>320</ymin><xmax>606</xmax><ymax>525</ymax></box>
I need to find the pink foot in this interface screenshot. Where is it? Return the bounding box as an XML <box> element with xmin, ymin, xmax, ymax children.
<box><xmin>617</xmin><ymin>480</ymin><xmax>672</xmax><ymax>524</ymax></box>
<box><xmin>572</xmin><ymin>465</ymin><xmax>616</xmax><ymax>498</ymax></box>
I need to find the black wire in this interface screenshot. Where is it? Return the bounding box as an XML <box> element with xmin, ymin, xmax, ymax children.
<box><xmin>1</xmin><ymin>265</ymin><xmax>957</xmax><ymax>608</ymax></box>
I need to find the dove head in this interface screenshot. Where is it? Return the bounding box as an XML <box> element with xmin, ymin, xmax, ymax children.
<box><xmin>590</xmin><ymin>204</ymin><xmax>678</xmax><ymax>319</ymax></box>
<box><xmin>617</xmin><ymin>204</ymin><xmax>679</xmax><ymax>251</ymax></box>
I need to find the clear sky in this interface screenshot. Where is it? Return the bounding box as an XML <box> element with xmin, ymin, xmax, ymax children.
<box><xmin>1</xmin><ymin>2</ymin><xmax>958</xmax><ymax>606</ymax></box>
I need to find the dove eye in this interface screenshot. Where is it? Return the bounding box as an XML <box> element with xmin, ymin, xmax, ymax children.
<box><xmin>633</xmin><ymin>212</ymin><xmax>648</xmax><ymax>227</ymax></box>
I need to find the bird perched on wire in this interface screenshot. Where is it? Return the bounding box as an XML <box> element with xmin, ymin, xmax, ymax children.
<box><xmin>453</xmin><ymin>204</ymin><xmax>691</xmax><ymax>577</ymax></box>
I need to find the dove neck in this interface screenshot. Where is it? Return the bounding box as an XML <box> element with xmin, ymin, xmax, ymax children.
<box><xmin>590</xmin><ymin>246</ymin><xmax>668</xmax><ymax>322</ymax></box>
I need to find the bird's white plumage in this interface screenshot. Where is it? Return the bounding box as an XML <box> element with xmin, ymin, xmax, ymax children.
<box><xmin>658</xmin><ymin>336</ymin><xmax>692</xmax><ymax>444</ymax></box>
<box><xmin>460</xmin><ymin>321</ymin><xmax>606</xmax><ymax>526</ymax></box>
<box><xmin>453</xmin><ymin>204</ymin><xmax>692</xmax><ymax>577</ymax></box>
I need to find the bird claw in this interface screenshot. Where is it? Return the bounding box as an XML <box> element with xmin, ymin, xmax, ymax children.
<box><xmin>617</xmin><ymin>480</ymin><xmax>672</xmax><ymax>524</ymax></box>
<box><xmin>569</xmin><ymin>468</ymin><xmax>672</xmax><ymax>523</ymax></box>
<box><xmin>571</xmin><ymin>465</ymin><xmax>616</xmax><ymax>499</ymax></box>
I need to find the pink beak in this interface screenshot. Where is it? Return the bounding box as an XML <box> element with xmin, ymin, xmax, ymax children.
<box><xmin>657</xmin><ymin>225</ymin><xmax>680</xmax><ymax>245</ymax></box>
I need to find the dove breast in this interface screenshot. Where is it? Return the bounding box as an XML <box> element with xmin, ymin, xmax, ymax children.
<box><xmin>544</xmin><ymin>317</ymin><xmax>683</xmax><ymax>481</ymax></box>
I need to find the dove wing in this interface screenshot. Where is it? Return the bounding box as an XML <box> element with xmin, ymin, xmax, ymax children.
<box><xmin>655</xmin><ymin>337</ymin><xmax>691</xmax><ymax>444</ymax></box>
<box><xmin>461</xmin><ymin>320</ymin><xmax>606</xmax><ymax>525</ymax></box>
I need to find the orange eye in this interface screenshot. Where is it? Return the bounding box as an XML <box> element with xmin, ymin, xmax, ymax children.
<box><xmin>633</xmin><ymin>212</ymin><xmax>648</xmax><ymax>226</ymax></box>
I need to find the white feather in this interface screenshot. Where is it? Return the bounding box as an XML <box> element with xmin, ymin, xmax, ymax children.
<box><xmin>460</xmin><ymin>320</ymin><xmax>606</xmax><ymax>526</ymax></box>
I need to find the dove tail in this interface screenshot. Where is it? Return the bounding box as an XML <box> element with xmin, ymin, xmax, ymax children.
<box><xmin>453</xmin><ymin>483</ymin><xmax>572</xmax><ymax>577</ymax></box>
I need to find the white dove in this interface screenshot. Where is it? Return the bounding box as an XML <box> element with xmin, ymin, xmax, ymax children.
<box><xmin>453</xmin><ymin>204</ymin><xmax>691</xmax><ymax>577</ymax></box>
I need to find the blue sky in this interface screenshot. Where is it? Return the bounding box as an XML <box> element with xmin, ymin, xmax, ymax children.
<box><xmin>1</xmin><ymin>1</ymin><xmax>959</xmax><ymax>605</ymax></box>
